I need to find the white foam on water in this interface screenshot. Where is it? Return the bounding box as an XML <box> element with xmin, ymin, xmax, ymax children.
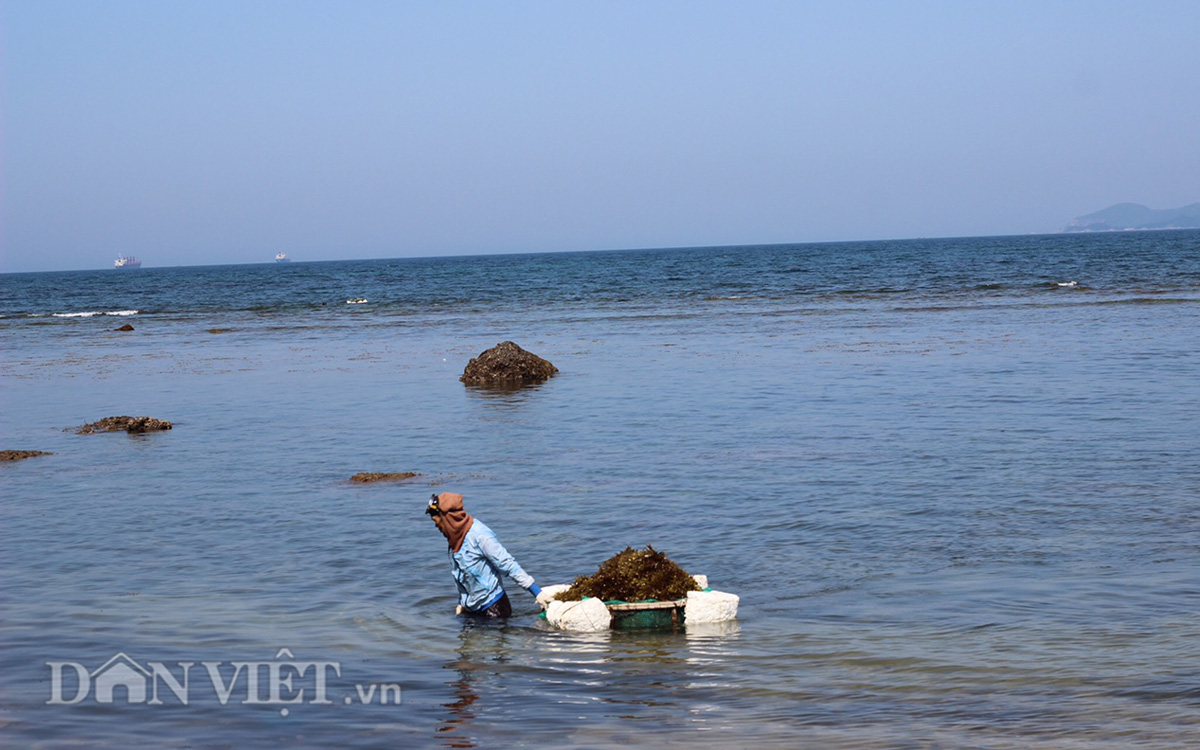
<box><xmin>50</xmin><ymin>309</ymin><xmax>140</xmax><ymax>318</ymax></box>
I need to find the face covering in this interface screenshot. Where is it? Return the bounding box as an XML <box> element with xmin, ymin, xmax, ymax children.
<box><xmin>430</xmin><ymin>492</ymin><xmax>473</xmax><ymax>553</ymax></box>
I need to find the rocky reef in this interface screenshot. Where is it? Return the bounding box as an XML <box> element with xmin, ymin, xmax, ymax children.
<box><xmin>460</xmin><ymin>341</ymin><xmax>558</xmax><ymax>387</ymax></box>
<box><xmin>1</xmin><ymin>450</ymin><xmax>53</xmax><ymax>461</ymax></box>
<box><xmin>76</xmin><ymin>416</ymin><xmax>173</xmax><ymax>435</ymax></box>
<box><xmin>348</xmin><ymin>472</ymin><xmax>419</xmax><ymax>483</ymax></box>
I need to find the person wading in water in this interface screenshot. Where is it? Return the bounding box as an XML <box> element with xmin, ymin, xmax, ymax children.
<box><xmin>426</xmin><ymin>492</ymin><xmax>550</xmax><ymax>617</ymax></box>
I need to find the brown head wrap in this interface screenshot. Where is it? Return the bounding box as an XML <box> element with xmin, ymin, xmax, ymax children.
<box><xmin>430</xmin><ymin>492</ymin><xmax>474</xmax><ymax>553</ymax></box>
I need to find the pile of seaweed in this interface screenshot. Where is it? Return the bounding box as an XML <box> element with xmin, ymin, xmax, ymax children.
<box><xmin>556</xmin><ymin>546</ymin><xmax>700</xmax><ymax>602</ymax></box>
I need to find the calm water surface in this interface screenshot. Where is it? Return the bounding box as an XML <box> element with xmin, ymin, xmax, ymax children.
<box><xmin>2</xmin><ymin>233</ymin><xmax>1199</xmax><ymax>747</ymax></box>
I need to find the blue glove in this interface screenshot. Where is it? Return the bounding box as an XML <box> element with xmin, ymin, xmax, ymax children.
<box><xmin>529</xmin><ymin>583</ymin><xmax>542</xmax><ymax>597</ymax></box>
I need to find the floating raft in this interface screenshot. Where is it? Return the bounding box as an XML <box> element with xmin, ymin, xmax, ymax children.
<box><xmin>542</xmin><ymin>582</ymin><xmax>738</xmax><ymax>632</ymax></box>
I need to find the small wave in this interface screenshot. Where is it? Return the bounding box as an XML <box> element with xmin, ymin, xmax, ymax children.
<box><xmin>49</xmin><ymin>310</ymin><xmax>141</xmax><ymax>318</ymax></box>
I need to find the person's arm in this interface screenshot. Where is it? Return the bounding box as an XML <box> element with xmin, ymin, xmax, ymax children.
<box><xmin>477</xmin><ymin>531</ymin><xmax>539</xmax><ymax>594</ymax></box>
<box><xmin>448</xmin><ymin>547</ymin><xmax>470</xmax><ymax>612</ymax></box>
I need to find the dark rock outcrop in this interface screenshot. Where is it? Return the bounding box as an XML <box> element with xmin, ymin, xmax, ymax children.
<box><xmin>1</xmin><ymin>450</ymin><xmax>54</xmax><ymax>461</ymax></box>
<box><xmin>115</xmin><ymin>323</ymin><xmax>135</xmax><ymax>331</ymax></box>
<box><xmin>76</xmin><ymin>416</ymin><xmax>173</xmax><ymax>434</ymax></box>
<box><xmin>349</xmin><ymin>471</ymin><xmax>419</xmax><ymax>484</ymax></box>
<box><xmin>460</xmin><ymin>341</ymin><xmax>558</xmax><ymax>387</ymax></box>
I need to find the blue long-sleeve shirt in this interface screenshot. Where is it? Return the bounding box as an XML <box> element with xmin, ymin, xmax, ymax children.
<box><xmin>448</xmin><ymin>520</ymin><xmax>536</xmax><ymax>612</ymax></box>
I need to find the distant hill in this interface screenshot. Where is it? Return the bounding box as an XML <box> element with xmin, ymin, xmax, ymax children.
<box><xmin>1064</xmin><ymin>202</ymin><xmax>1200</xmax><ymax>232</ymax></box>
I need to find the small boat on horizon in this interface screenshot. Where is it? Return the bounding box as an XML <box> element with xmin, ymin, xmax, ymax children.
<box><xmin>275</xmin><ymin>252</ymin><xmax>290</xmax><ymax>262</ymax></box>
<box><xmin>114</xmin><ymin>255</ymin><xmax>142</xmax><ymax>269</ymax></box>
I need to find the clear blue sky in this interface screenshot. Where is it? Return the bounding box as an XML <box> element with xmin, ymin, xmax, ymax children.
<box><xmin>3</xmin><ymin>1</ymin><xmax>1198</xmax><ymax>272</ymax></box>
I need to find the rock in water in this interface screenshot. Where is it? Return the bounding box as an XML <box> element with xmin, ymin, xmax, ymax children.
<box><xmin>556</xmin><ymin>546</ymin><xmax>701</xmax><ymax>602</ymax></box>
<box><xmin>76</xmin><ymin>416</ymin><xmax>173</xmax><ymax>434</ymax></box>
<box><xmin>115</xmin><ymin>323</ymin><xmax>135</xmax><ymax>331</ymax></box>
<box><xmin>460</xmin><ymin>341</ymin><xmax>558</xmax><ymax>387</ymax></box>
<box><xmin>0</xmin><ymin>450</ymin><xmax>54</xmax><ymax>461</ymax></box>
<box><xmin>348</xmin><ymin>472</ymin><xmax>419</xmax><ymax>483</ymax></box>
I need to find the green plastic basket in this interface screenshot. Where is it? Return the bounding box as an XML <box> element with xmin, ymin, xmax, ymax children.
<box><xmin>605</xmin><ymin>599</ymin><xmax>687</xmax><ymax>630</ymax></box>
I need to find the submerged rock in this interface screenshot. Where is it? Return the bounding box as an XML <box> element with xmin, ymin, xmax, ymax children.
<box><xmin>348</xmin><ymin>471</ymin><xmax>419</xmax><ymax>484</ymax></box>
<box><xmin>556</xmin><ymin>546</ymin><xmax>701</xmax><ymax>602</ymax></box>
<box><xmin>76</xmin><ymin>416</ymin><xmax>173</xmax><ymax>435</ymax></box>
<box><xmin>1</xmin><ymin>450</ymin><xmax>54</xmax><ymax>461</ymax></box>
<box><xmin>115</xmin><ymin>323</ymin><xmax>135</xmax><ymax>331</ymax></box>
<box><xmin>460</xmin><ymin>341</ymin><xmax>558</xmax><ymax>387</ymax></box>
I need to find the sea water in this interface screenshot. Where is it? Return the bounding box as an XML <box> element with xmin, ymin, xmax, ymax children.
<box><xmin>1</xmin><ymin>232</ymin><xmax>1198</xmax><ymax>747</ymax></box>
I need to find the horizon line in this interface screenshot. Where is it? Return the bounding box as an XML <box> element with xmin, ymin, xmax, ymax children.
<box><xmin>6</xmin><ymin>226</ymin><xmax>1200</xmax><ymax>275</ymax></box>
